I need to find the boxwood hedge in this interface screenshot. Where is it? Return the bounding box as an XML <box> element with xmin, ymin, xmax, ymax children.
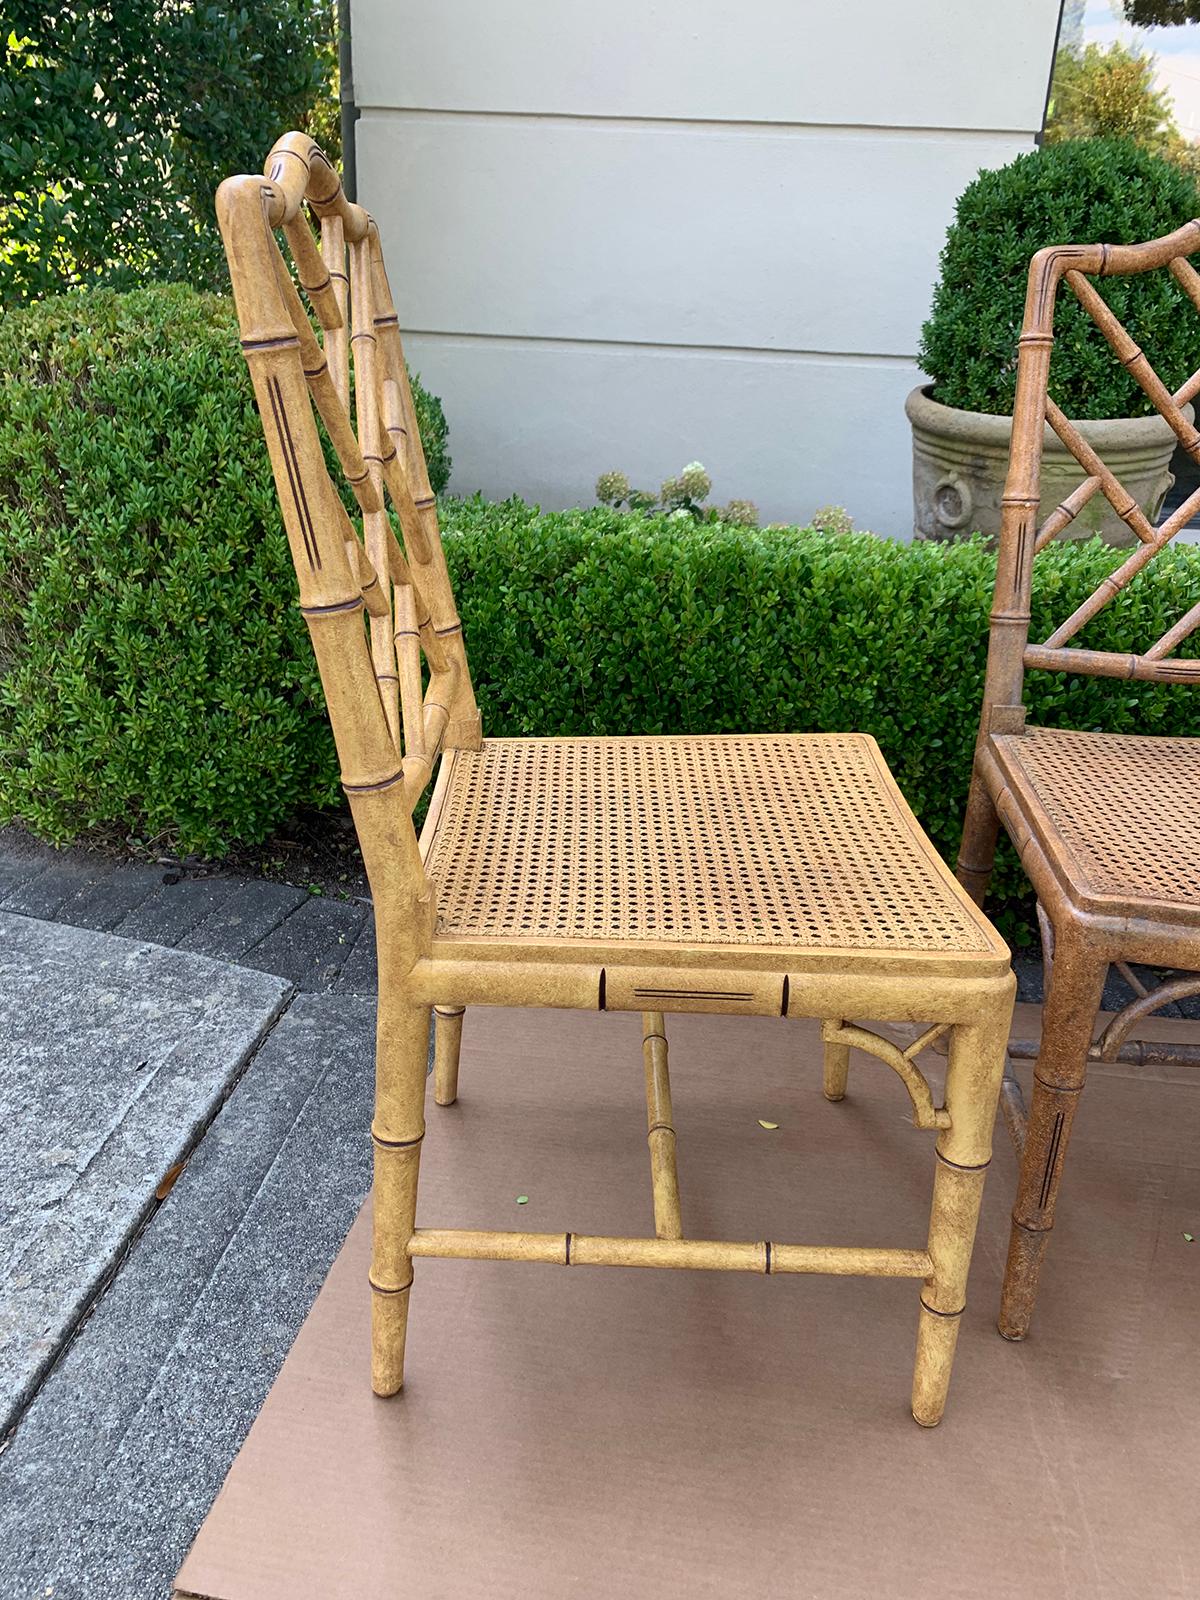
<box><xmin>2</xmin><ymin>288</ymin><xmax>1198</xmax><ymax>940</ymax></box>
<box><xmin>0</xmin><ymin>281</ymin><xmax>446</xmax><ymax>856</ymax></box>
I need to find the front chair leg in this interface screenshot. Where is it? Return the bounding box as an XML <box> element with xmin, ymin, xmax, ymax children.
<box><xmin>912</xmin><ymin>989</ymin><xmax>1012</xmax><ymax>1426</ymax></box>
<box><xmin>433</xmin><ymin>1005</ymin><xmax>466</xmax><ymax>1106</ymax></box>
<box><xmin>999</xmin><ymin>947</ymin><xmax>1106</xmax><ymax>1342</ymax></box>
<box><xmin>371</xmin><ymin>998</ymin><xmax>432</xmax><ymax>1396</ymax></box>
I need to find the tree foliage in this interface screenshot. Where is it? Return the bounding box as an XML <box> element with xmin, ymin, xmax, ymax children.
<box><xmin>0</xmin><ymin>3</ymin><xmax>339</xmax><ymax>304</ymax></box>
<box><xmin>1122</xmin><ymin>1</ymin><xmax>1200</xmax><ymax>23</ymax></box>
<box><xmin>1046</xmin><ymin>42</ymin><xmax>1178</xmax><ymax>150</ymax></box>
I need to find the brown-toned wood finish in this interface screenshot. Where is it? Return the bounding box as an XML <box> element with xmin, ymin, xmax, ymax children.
<box><xmin>218</xmin><ymin>134</ymin><xmax>1014</xmax><ymax>1425</ymax></box>
<box><xmin>958</xmin><ymin>224</ymin><xmax>1200</xmax><ymax>1341</ymax></box>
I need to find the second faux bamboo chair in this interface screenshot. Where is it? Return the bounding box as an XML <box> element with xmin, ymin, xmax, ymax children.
<box><xmin>958</xmin><ymin>223</ymin><xmax>1200</xmax><ymax>1342</ymax></box>
<box><xmin>217</xmin><ymin>133</ymin><xmax>1014</xmax><ymax>1426</ymax></box>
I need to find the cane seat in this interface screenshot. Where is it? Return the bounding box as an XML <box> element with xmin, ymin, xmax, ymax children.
<box><xmin>989</xmin><ymin>727</ymin><xmax>1200</xmax><ymax>926</ymax></box>
<box><xmin>422</xmin><ymin>732</ymin><xmax>1002</xmax><ymax>962</ymax></box>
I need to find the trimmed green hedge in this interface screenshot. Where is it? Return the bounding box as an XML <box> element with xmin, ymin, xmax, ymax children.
<box><xmin>2</xmin><ymin>287</ymin><xmax>1198</xmax><ymax>940</ymax></box>
<box><xmin>0</xmin><ymin>282</ymin><xmax>447</xmax><ymax>856</ymax></box>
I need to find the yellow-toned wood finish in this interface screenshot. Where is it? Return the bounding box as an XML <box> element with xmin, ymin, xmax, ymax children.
<box><xmin>957</xmin><ymin>223</ymin><xmax>1200</xmax><ymax>1343</ymax></box>
<box><xmin>433</xmin><ymin>1006</ymin><xmax>465</xmax><ymax>1107</ymax></box>
<box><xmin>218</xmin><ymin>134</ymin><xmax>1014</xmax><ymax>1424</ymax></box>
<box><xmin>642</xmin><ymin>1013</ymin><xmax>682</xmax><ymax>1239</ymax></box>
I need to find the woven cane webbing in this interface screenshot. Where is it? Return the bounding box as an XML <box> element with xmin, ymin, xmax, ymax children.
<box><xmin>993</xmin><ymin>727</ymin><xmax>1200</xmax><ymax>911</ymax></box>
<box><xmin>422</xmin><ymin>734</ymin><xmax>995</xmax><ymax>952</ymax></box>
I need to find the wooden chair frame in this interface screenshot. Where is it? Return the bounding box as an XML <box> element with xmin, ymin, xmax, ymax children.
<box><xmin>958</xmin><ymin>223</ymin><xmax>1200</xmax><ymax>1341</ymax></box>
<box><xmin>218</xmin><ymin>134</ymin><xmax>1014</xmax><ymax>1426</ymax></box>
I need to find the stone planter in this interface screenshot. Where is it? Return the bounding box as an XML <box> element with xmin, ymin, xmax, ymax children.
<box><xmin>905</xmin><ymin>385</ymin><xmax>1189</xmax><ymax>546</ymax></box>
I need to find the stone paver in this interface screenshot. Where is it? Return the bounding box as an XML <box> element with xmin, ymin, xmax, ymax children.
<box><xmin>0</xmin><ymin>915</ymin><xmax>291</xmax><ymax>1434</ymax></box>
<box><xmin>0</xmin><ymin>848</ymin><xmax>119</xmax><ymax>921</ymax></box>
<box><xmin>111</xmin><ymin>874</ymin><xmax>246</xmax><ymax>946</ymax></box>
<box><xmin>333</xmin><ymin>915</ymin><xmax>378</xmax><ymax>995</ymax></box>
<box><xmin>241</xmin><ymin>893</ymin><xmax>370</xmax><ymax>991</ymax></box>
<box><xmin>58</xmin><ymin>861</ymin><xmax>170</xmax><ymax>933</ymax></box>
<box><xmin>179</xmin><ymin>878</ymin><xmax>309</xmax><ymax>962</ymax></box>
<box><xmin>0</xmin><ymin>835</ymin><xmax>59</xmax><ymax>903</ymax></box>
<box><xmin>0</xmin><ymin>994</ymin><xmax>375</xmax><ymax>1600</ymax></box>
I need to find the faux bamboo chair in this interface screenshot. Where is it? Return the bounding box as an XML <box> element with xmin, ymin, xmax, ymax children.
<box><xmin>958</xmin><ymin>223</ymin><xmax>1200</xmax><ymax>1342</ymax></box>
<box><xmin>217</xmin><ymin>133</ymin><xmax>1014</xmax><ymax>1426</ymax></box>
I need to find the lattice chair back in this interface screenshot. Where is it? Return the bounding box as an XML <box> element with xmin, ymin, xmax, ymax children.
<box><xmin>985</xmin><ymin>221</ymin><xmax>1200</xmax><ymax>723</ymax></box>
<box><xmin>216</xmin><ymin>134</ymin><xmax>481</xmax><ymax>926</ymax></box>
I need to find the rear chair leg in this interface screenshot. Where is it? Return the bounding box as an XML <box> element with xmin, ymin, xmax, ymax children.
<box><xmin>434</xmin><ymin>1005</ymin><xmax>465</xmax><ymax>1106</ymax></box>
<box><xmin>823</xmin><ymin>1030</ymin><xmax>850</xmax><ymax>1101</ymax></box>
<box><xmin>999</xmin><ymin>949</ymin><xmax>1106</xmax><ymax>1342</ymax></box>
<box><xmin>912</xmin><ymin>986</ymin><xmax>1012</xmax><ymax>1427</ymax></box>
<box><xmin>956</xmin><ymin>771</ymin><xmax>1001</xmax><ymax>908</ymax></box>
<box><xmin>371</xmin><ymin>997</ymin><xmax>432</xmax><ymax>1396</ymax></box>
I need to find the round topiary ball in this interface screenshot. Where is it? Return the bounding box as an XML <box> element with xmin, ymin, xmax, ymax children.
<box><xmin>0</xmin><ymin>282</ymin><xmax>451</xmax><ymax>854</ymax></box>
<box><xmin>918</xmin><ymin>138</ymin><xmax>1200</xmax><ymax>419</ymax></box>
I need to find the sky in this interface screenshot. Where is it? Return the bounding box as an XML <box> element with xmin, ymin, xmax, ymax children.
<box><xmin>1076</xmin><ymin>0</ymin><xmax>1200</xmax><ymax>138</ymax></box>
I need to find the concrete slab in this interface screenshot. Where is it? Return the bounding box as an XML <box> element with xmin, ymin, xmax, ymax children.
<box><xmin>0</xmin><ymin>993</ymin><xmax>375</xmax><ymax>1600</ymax></box>
<box><xmin>0</xmin><ymin>915</ymin><xmax>291</xmax><ymax>1434</ymax></box>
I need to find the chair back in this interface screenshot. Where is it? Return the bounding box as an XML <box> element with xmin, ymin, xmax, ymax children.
<box><xmin>216</xmin><ymin>134</ymin><xmax>480</xmax><ymax>914</ymax></box>
<box><xmin>982</xmin><ymin>222</ymin><xmax>1200</xmax><ymax>732</ymax></box>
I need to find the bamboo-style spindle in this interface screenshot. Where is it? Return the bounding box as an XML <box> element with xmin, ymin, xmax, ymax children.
<box><xmin>641</xmin><ymin>1013</ymin><xmax>682</xmax><ymax>1239</ymax></box>
<box><xmin>434</xmin><ymin>1005</ymin><xmax>465</xmax><ymax>1107</ymax></box>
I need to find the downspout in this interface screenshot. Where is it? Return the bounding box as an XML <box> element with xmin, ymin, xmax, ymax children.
<box><xmin>1035</xmin><ymin>0</ymin><xmax>1066</xmax><ymax>147</ymax></box>
<box><xmin>337</xmin><ymin>0</ymin><xmax>361</xmax><ymax>200</ymax></box>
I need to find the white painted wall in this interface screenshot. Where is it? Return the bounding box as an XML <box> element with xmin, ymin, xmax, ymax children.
<box><xmin>351</xmin><ymin>0</ymin><xmax>1062</xmax><ymax>534</ymax></box>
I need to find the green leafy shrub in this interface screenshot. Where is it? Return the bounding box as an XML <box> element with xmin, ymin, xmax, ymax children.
<box><xmin>0</xmin><ymin>283</ymin><xmax>448</xmax><ymax>853</ymax></box>
<box><xmin>444</xmin><ymin>498</ymin><xmax>1200</xmax><ymax>941</ymax></box>
<box><xmin>919</xmin><ymin>139</ymin><xmax>1200</xmax><ymax>418</ymax></box>
<box><xmin>1046</xmin><ymin>43</ymin><xmax>1179</xmax><ymax>155</ymax></box>
<box><xmin>3</xmin><ymin>291</ymin><xmax>1197</xmax><ymax>944</ymax></box>
<box><xmin>2</xmin><ymin>3</ymin><xmax>339</xmax><ymax>303</ymax></box>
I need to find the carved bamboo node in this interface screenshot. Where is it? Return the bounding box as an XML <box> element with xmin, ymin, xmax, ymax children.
<box><xmin>820</xmin><ymin>1021</ymin><xmax>952</xmax><ymax>1130</ymax></box>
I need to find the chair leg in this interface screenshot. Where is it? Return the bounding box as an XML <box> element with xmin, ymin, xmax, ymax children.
<box><xmin>370</xmin><ymin>996</ymin><xmax>432</xmax><ymax>1396</ymax></box>
<box><xmin>956</xmin><ymin>769</ymin><xmax>1001</xmax><ymax>908</ymax></box>
<box><xmin>822</xmin><ymin>1031</ymin><xmax>850</xmax><ymax>1101</ymax></box>
<box><xmin>433</xmin><ymin>1005</ymin><xmax>465</xmax><ymax>1106</ymax></box>
<box><xmin>912</xmin><ymin>987</ymin><xmax>1012</xmax><ymax>1427</ymax></box>
<box><xmin>999</xmin><ymin>946</ymin><xmax>1106</xmax><ymax>1342</ymax></box>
